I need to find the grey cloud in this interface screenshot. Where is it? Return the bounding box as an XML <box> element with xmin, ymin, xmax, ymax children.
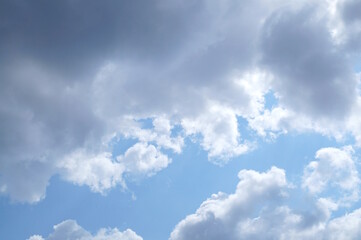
<box><xmin>260</xmin><ymin>5</ymin><xmax>358</xmax><ymax>119</ymax></box>
<box><xmin>0</xmin><ymin>59</ymin><xmax>106</xmax><ymax>202</ymax></box>
<box><xmin>0</xmin><ymin>160</ymin><xmax>54</xmax><ymax>203</ymax></box>
<box><xmin>338</xmin><ymin>0</ymin><xmax>361</xmax><ymax>51</ymax></box>
<box><xmin>0</xmin><ymin>0</ymin><xmax>205</xmax><ymax>79</ymax></box>
<box><xmin>340</xmin><ymin>0</ymin><xmax>361</xmax><ymax>23</ymax></box>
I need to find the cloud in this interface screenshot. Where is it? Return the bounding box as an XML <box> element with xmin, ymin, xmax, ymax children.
<box><xmin>28</xmin><ymin>236</ymin><xmax>44</xmax><ymax>240</ymax></box>
<box><xmin>57</xmin><ymin>142</ymin><xmax>171</xmax><ymax>193</ymax></box>
<box><xmin>0</xmin><ymin>0</ymin><xmax>276</xmax><ymax>202</ymax></box>
<box><xmin>340</xmin><ymin>0</ymin><xmax>361</xmax><ymax>22</ymax></box>
<box><xmin>1</xmin><ymin>0</ymin><xmax>361</xmax><ymax>203</ymax></box>
<box><xmin>247</xmin><ymin>2</ymin><xmax>361</xmax><ymax>143</ymax></box>
<box><xmin>325</xmin><ymin>208</ymin><xmax>361</xmax><ymax>239</ymax></box>
<box><xmin>170</xmin><ymin>167</ymin><xmax>289</xmax><ymax>240</ymax></box>
<box><xmin>118</xmin><ymin>117</ymin><xmax>184</xmax><ymax>154</ymax></box>
<box><xmin>57</xmin><ymin>150</ymin><xmax>125</xmax><ymax>194</ymax></box>
<box><xmin>302</xmin><ymin>146</ymin><xmax>360</xmax><ymax>205</ymax></box>
<box><xmin>28</xmin><ymin>219</ymin><xmax>142</xmax><ymax>240</ymax></box>
<box><xmin>181</xmin><ymin>104</ymin><xmax>252</xmax><ymax>163</ymax></box>
<box><xmin>337</xmin><ymin>0</ymin><xmax>361</xmax><ymax>50</ymax></box>
<box><xmin>117</xmin><ymin>142</ymin><xmax>171</xmax><ymax>178</ymax></box>
<box><xmin>170</xmin><ymin>161</ymin><xmax>361</xmax><ymax>240</ymax></box>
<box><xmin>0</xmin><ymin>159</ymin><xmax>54</xmax><ymax>203</ymax></box>
<box><xmin>260</xmin><ymin>4</ymin><xmax>358</xmax><ymax>119</ymax></box>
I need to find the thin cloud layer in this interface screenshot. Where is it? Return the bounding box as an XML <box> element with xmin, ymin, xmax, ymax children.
<box><xmin>1</xmin><ymin>0</ymin><xmax>361</xmax><ymax>203</ymax></box>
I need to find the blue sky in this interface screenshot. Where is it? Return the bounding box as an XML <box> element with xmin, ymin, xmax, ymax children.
<box><xmin>1</xmin><ymin>0</ymin><xmax>361</xmax><ymax>239</ymax></box>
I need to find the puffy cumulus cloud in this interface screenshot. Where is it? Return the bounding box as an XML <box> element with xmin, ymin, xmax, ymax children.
<box><xmin>118</xmin><ymin>117</ymin><xmax>184</xmax><ymax>154</ymax></box>
<box><xmin>57</xmin><ymin>150</ymin><xmax>125</xmax><ymax>194</ymax></box>
<box><xmin>302</xmin><ymin>146</ymin><xmax>360</xmax><ymax>205</ymax></box>
<box><xmin>170</xmin><ymin>164</ymin><xmax>361</xmax><ymax>240</ymax></box>
<box><xmin>181</xmin><ymin>105</ymin><xmax>251</xmax><ymax>163</ymax></box>
<box><xmin>170</xmin><ymin>167</ymin><xmax>290</xmax><ymax>239</ymax></box>
<box><xmin>27</xmin><ymin>219</ymin><xmax>142</xmax><ymax>240</ymax></box>
<box><xmin>57</xmin><ymin>142</ymin><xmax>171</xmax><ymax>193</ymax></box>
<box><xmin>117</xmin><ymin>142</ymin><xmax>171</xmax><ymax>178</ymax></box>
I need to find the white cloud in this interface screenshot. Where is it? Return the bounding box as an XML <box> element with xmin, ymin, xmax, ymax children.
<box><xmin>302</xmin><ymin>146</ymin><xmax>360</xmax><ymax>205</ymax></box>
<box><xmin>170</xmin><ymin>163</ymin><xmax>361</xmax><ymax>240</ymax></box>
<box><xmin>170</xmin><ymin>167</ymin><xmax>289</xmax><ymax>240</ymax></box>
<box><xmin>181</xmin><ymin>104</ymin><xmax>253</xmax><ymax>163</ymax></box>
<box><xmin>326</xmin><ymin>208</ymin><xmax>361</xmax><ymax>239</ymax></box>
<box><xmin>117</xmin><ymin>142</ymin><xmax>171</xmax><ymax>178</ymax></box>
<box><xmin>248</xmin><ymin>106</ymin><xmax>348</xmax><ymax>141</ymax></box>
<box><xmin>57</xmin><ymin>150</ymin><xmax>125</xmax><ymax>194</ymax></box>
<box><xmin>57</xmin><ymin>142</ymin><xmax>171</xmax><ymax>193</ymax></box>
<box><xmin>118</xmin><ymin>117</ymin><xmax>184</xmax><ymax>154</ymax></box>
<box><xmin>28</xmin><ymin>219</ymin><xmax>142</xmax><ymax>240</ymax></box>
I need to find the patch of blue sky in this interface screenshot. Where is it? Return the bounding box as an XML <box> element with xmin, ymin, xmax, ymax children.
<box><xmin>170</xmin><ymin>123</ymin><xmax>184</xmax><ymax>138</ymax></box>
<box><xmin>263</xmin><ymin>90</ymin><xmax>279</xmax><ymax>111</ymax></box>
<box><xmin>237</xmin><ymin>116</ymin><xmax>257</xmax><ymax>141</ymax></box>
<box><xmin>136</xmin><ymin>118</ymin><xmax>154</xmax><ymax>129</ymax></box>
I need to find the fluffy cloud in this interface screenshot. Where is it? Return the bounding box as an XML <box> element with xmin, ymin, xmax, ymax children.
<box><xmin>57</xmin><ymin>142</ymin><xmax>171</xmax><ymax>193</ymax></box>
<box><xmin>181</xmin><ymin>105</ymin><xmax>251</xmax><ymax>162</ymax></box>
<box><xmin>302</xmin><ymin>146</ymin><xmax>360</xmax><ymax>205</ymax></box>
<box><xmin>57</xmin><ymin>150</ymin><xmax>125</xmax><ymax>194</ymax></box>
<box><xmin>325</xmin><ymin>208</ymin><xmax>361</xmax><ymax>239</ymax></box>
<box><xmin>118</xmin><ymin>117</ymin><xmax>184</xmax><ymax>154</ymax></box>
<box><xmin>170</xmin><ymin>161</ymin><xmax>361</xmax><ymax>240</ymax></box>
<box><xmin>28</xmin><ymin>220</ymin><xmax>142</xmax><ymax>240</ymax></box>
<box><xmin>117</xmin><ymin>142</ymin><xmax>171</xmax><ymax>178</ymax></box>
<box><xmin>170</xmin><ymin>167</ymin><xmax>290</xmax><ymax>240</ymax></box>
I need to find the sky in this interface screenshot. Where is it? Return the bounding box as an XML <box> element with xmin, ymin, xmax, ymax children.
<box><xmin>1</xmin><ymin>0</ymin><xmax>361</xmax><ymax>239</ymax></box>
